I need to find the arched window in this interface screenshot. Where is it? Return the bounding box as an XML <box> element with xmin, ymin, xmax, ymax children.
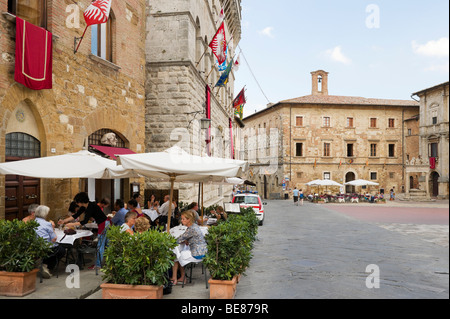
<box><xmin>91</xmin><ymin>10</ymin><xmax>115</xmax><ymax>62</ymax></box>
<box><xmin>8</xmin><ymin>0</ymin><xmax>47</xmax><ymax>28</ymax></box>
<box><xmin>5</xmin><ymin>132</ymin><xmax>40</xmax><ymax>158</ymax></box>
<box><xmin>88</xmin><ymin>128</ymin><xmax>125</xmax><ymax>153</ymax></box>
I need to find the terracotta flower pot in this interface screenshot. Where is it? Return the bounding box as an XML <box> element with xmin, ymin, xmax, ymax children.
<box><xmin>0</xmin><ymin>269</ymin><xmax>39</xmax><ymax>297</ymax></box>
<box><xmin>101</xmin><ymin>283</ymin><xmax>163</xmax><ymax>299</ymax></box>
<box><xmin>208</xmin><ymin>276</ymin><xmax>237</xmax><ymax>299</ymax></box>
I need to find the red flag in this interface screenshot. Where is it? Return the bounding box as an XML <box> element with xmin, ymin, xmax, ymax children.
<box><xmin>84</xmin><ymin>0</ymin><xmax>112</xmax><ymax>26</ymax></box>
<box><xmin>430</xmin><ymin>157</ymin><xmax>436</xmax><ymax>169</ymax></box>
<box><xmin>14</xmin><ymin>17</ymin><xmax>52</xmax><ymax>90</ymax></box>
<box><xmin>209</xmin><ymin>22</ymin><xmax>227</xmax><ymax>64</ymax></box>
<box><xmin>233</xmin><ymin>88</ymin><xmax>246</xmax><ymax>108</ymax></box>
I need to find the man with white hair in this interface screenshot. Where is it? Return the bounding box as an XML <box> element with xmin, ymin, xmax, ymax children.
<box><xmin>35</xmin><ymin>205</ymin><xmax>66</xmax><ymax>278</ymax></box>
<box><xmin>22</xmin><ymin>203</ymin><xmax>39</xmax><ymax>222</ymax></box>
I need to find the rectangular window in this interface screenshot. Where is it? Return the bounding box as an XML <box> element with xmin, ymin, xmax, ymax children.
<box><xmin>408</xmin><ymin>129</ymin><xmax>412</xmax><ymax>136</ymax></box>
<box><xmin>388</xmin><ymin>118</ymin><xmax>395</xmax><ymax>128</ymax></box>
<box><xmin>388</xmin><ymin>144</ymin><xmax>395</xmax><ymax>157</ymax></box>
<box><xmin>347</xmin><ymin>143</ymin><xmax>354</xmax><ymax>157</ymax></box>
<box><xmin>295</xmin><ymin>143</ymin><xmax>303</xmax><ymax>157</ymax></box>
<box><xmin>432</xmin><ymin>117</ymin><xmax>438</xmax><ymax>125</ymax></box>
<box><xmin>389</xmin><ymin>172</ymin><xmax>395</xmax><ymax>179</ymax></box>
<box><xmin>370</xmin><ymin>118</ymin><xmax>377</xmax><ymax>128</ymax></box>
<box><xmin>92</xmin><ymin>19</ymin><xmax>113</xmax><ymax>62</ymax></box>
<box><xmin>323</xmin><ymin>117</ymin><xmax>331</xmax><ymax>127</ymax></box>
<box><xmin>323</xmin><ymin>172</ymin><xmax>331</xmax><ymax>180</ymax></box>
<box><xmin>323</xmin><ymin>143</ymin><xmax>331</xmax><ymax>157</ymax></box>
<box><xmin>296</xmin><ymin>116</ymin><xmax>303</xmax><ymax>127</ymax></box>
<box><xmin>430</xmin><ymin>143</ymin><xmax>438</xmax><ymax>158</ymax></box>
<box><xmin>8</xmin><ymin>0</ymin><xmax>47</xmax><ymax>28</ymax></box>
<box><xmin>370</xmin><ymin>172</ymin><xmax>377</xmax><ymax>180</ymax></box>
<box><xmin>347</xmin><ymin>117</ymin><xmax>354</xmax><ymax>127</ymax></box>
<box><xmin>370</xmin><ymin>144</ymin><xmax>377</xmax><ymax>157</ymax></box>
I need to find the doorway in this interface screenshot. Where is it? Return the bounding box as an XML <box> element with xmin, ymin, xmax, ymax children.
<box><xmin>4</xmin><ymin>133</ymin><xmax>41</xmax><ymax>220</ymax></box>
<box><xmin>345</xmin><ymin>172</ymin><xmax>356</xmax><ymax>194</ymax></box>
<box><xmin>430</xmin><ymin>172</ymin><xmax>439</xmax><ymax>197</ymax></box>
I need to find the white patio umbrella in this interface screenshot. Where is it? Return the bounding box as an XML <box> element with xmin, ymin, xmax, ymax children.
<box><xmin>117</xmin><ymin>146</ymin><xmax>248</xmax><ymax>231</ymax></box>
<box><xmin>306</xmin><ymin>179</ymin><xmax>343</xmax><ymax>195</ymax></box>
<box><xmin>345</xmin><ymin>179</ymin><xmax>379</xmax><ymax>197</ymax></box>
<box><xmin>0</xmin><ymin>150</ymin><xmax>140</xmax><ymax>179</ymax></box>
<box><xmin>306</xmin><ymin>179</ymin><xmax>343</xmax><ymax>187</ymax></box>
<box><xmin>344</xmin><ymin>179</ymin><xmax>379</xmax><ymax>187</ymax></box>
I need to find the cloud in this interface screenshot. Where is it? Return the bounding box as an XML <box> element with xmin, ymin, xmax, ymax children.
<box><xmin>325</xmin><ymin>46</ymin><xmax>352</xmax><ymax>65</ymax></box>
<box><xmin>412</xmin><ymin>37</ymin><xmax>449</xmax><ymax>57</ymax></box>
<box><xmin>424</xmin><ymin>62</ymin><xmax>449</xmax><ymax>73</ymax></box>
<box><xmin>259</xmin><ymin>27</ymin><xmax>274</xmax><ymax>38</ymax></box>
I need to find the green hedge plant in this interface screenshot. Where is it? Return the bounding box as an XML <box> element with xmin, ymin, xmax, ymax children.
<box><xmin>203</xmin><ymin>207</ymin><xmax>259</xmax><ymax>281</ymax></box>
<box><xmin>0</xmin><ymin>219</ymin><xmax>52</xmax><ymax>273</ymax></box>
<box><xmin>102</xmin><ymin>226</ymin><xmax>177</xmax><ymax>286</ymax></box>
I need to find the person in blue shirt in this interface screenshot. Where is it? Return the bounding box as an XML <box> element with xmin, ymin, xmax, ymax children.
<box><xmin>111</xmin><ymin>199</ymin><xmax>127</xmax><ymax>226</ymax></box>
<box><xmin>35</xmin><ymin>205</ymin><xmax>66</xmax><ymax>278</ymax></box>
<box><xmin>293</xmin><ymin>187</ymin><xmax>300</xmax><ymax>206</ymax></box>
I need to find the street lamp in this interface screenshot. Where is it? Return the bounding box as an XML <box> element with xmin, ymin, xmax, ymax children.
<box><xmin>200</xmin><ymin>118</ymin><xmax>211</xmax><ymax>130</ymax></box>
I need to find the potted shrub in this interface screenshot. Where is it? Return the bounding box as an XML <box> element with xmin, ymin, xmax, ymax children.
<box><xmin>203</xmin><ymin>207</ymin><xmax>258</xmax><ymax>299</ymax></box>
<box><xmin>101</xmin><ymin>226</ymin><xmax>177</xmax><ymax>299</ymax></box>
<box><xmin>0</xmin><ymin>219</ymin><xmax>52</xmax><ymax>297</ymax></box>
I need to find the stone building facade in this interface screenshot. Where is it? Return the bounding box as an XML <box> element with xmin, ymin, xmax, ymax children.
<box><xmin>0</xmin><ymin>0</ymin><xmax>146</xmax><ymax>220</ymax></box>
<box><xmin>145</xmin><ymin>0</ymin><xmax>242</xmax><ymax>206</ymax></box>
<box><xmin>406</xmin><ymin>82</ymin><xmax>449</xmax><ymax>199</ymax></box>
<box><xmin>242</xmin><ymin>70</ymin><xmax>420</xmax><ymax>199</ymax></box>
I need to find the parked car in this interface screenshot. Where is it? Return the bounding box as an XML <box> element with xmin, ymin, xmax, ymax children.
<box><xmin>231</xmin><ymin>193</ymin><xmax>266</xmax><ymax>226</ymax></box>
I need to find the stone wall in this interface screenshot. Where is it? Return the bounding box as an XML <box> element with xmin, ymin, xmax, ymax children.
<box><xmin>0</xmin><ymin>0</ymin><xmax>147</xmax><ymax>220</ymax></box>
<box><xmin>145</xmin><ymin>0</ymin><xmax>241</xmax><ymax>206</ymax></box>
<box><xmin>244</xmin><ymin>101</ymin><xmax>420</xmax><ymax>198</ymax></box>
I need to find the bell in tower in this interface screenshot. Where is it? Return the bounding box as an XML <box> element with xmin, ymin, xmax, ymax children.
<box><xmin>311</xmin><ymin>70</ymin><xmax>329</xmax><ymax>96</ymax></box>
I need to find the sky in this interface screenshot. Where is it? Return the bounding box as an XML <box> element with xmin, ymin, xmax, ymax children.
<box><xmin>233</xmin><ymin>0</ymin><xmax>450</xmax><ymax>118</ymax></box>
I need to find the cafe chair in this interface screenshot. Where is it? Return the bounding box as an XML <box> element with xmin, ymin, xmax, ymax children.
<box><xmin>182</xmin><ymin>260</ymin><xmax>208</xmax><ymax>289</ymax></box>
<box><xmin>77</xmin><ymin>241</ymin><xmax>97</xmax><ymax>270</ymax></box>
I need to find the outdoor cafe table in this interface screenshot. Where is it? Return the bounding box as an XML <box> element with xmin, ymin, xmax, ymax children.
<box><xmin>55</xmin><ymin>228</ymin><xmax>94</xmax><ymax>245</ymax></box>
<box><xmin>169</xmin><ymin>225</ymin><xmax>209</xmax><ymax>267</ymax></box>
<box><xmin>169</xmin><ymin>225</ymin><xmax>208</xmax><ymax>239</ymax></box>
<box><xmin>142</xmin><ymin>209</ymin><xmax>160</xmax><ymax>222</ymax></box>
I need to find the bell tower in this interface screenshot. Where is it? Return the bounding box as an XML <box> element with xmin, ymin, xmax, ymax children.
<box><xmin>311</xmin><ymin>70</ymin><xmax>329</xmax><ymax>96</ymax></box>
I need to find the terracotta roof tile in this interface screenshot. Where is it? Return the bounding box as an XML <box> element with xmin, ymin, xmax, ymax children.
<box><xmin>280</xmin><ymin>95</ymin><xmax>419</xmax><ymax>107</ymax></box>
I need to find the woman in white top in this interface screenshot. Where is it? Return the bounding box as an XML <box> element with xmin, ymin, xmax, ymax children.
<box><xmin>120</xmin><ymin>211</ymin><xmax>137</xmax><ymax>235</ymax></box>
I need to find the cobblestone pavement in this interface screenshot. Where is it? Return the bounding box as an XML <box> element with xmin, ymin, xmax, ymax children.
<box><xmin>1</xmin><ymin>199</ymin><xmax>447</xmax><ymax>301</ymax></box>
<box><xmin>235</xmin><ymin>200</ymin><xmax>449</xmax><ymax>299</ymax></box>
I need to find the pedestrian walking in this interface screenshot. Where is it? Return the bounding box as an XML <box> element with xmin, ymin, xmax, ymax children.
<box><xmin>299</xmin><ymin>189</ymin><xmax>304</xmax><ymax>206</ymax></box>
<box><xmin>293</xmin><ymin>187</ymin><xmax>299</xmax><ymax>206</ymax></box>
<box><xmin>390</xmin><ymin>189</ymin><xmax>395</xmax><ymax>201</ymax></box>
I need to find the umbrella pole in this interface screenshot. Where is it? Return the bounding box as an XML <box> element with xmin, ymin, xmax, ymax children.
<box><xmin>167</xmin><ymin>175</ymin><xmax>176</xmax><ymax>233</ymax></box>
<box><xmin>201</xmin><ymin>182</ymin><xmax>204</xmax><ymax>222</ymax></box>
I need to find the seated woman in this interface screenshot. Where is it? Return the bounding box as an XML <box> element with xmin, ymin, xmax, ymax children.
<box><xmin>128</xmin><ymin>199</ymin><xmax>144</xmax><ymax>218</ymax></box>
<box><xmin>120</xmin><ymin>211</ymin><xmax>137</xmax><ymax>235</ymax></box>
<box><xmin>35</xmin><ymin>205</ymin><xmax>66</xmax><ymax>278</ymax></box>
<box><xmin>211</xmin><ymin>206</ymin><xmax>227</xmax><ymax>222</ymax></box>
<box><xmin>135</xmin><ymin>216</ymin><xmax>150</xmax><ymax>233</ymax></box>
<box><xmin>171</xmin><ymin>210</ymin><xmax>207</xmax><ymax>285</ymax></box>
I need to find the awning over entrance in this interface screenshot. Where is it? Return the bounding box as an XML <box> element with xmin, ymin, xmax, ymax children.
<box><xmin>90</xmin><ymin>145</ymin><xmax>136</xmax><ymax>160</ymax></box>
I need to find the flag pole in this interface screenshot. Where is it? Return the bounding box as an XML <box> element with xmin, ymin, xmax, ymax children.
<box><xmin>205</xmin><ymin>65</ymin><xmax>215</xmax><ymax>81</ymax></box>
<box><xmin>74</xmin><ymin>26</ymin><xmax>88</xmax><ymax>54</ymax></box>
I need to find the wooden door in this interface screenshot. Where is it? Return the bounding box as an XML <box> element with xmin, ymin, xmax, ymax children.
<box><xmin>5</xmin><ymin>157</ymin><xmax>40</xmax><ymax>221</ymax></box>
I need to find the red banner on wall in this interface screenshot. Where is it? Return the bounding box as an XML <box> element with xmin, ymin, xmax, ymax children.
<box><xmin>14</xmin><ymin>17</ymin><xmax>52</xmax><ymax>90</ymax></box>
